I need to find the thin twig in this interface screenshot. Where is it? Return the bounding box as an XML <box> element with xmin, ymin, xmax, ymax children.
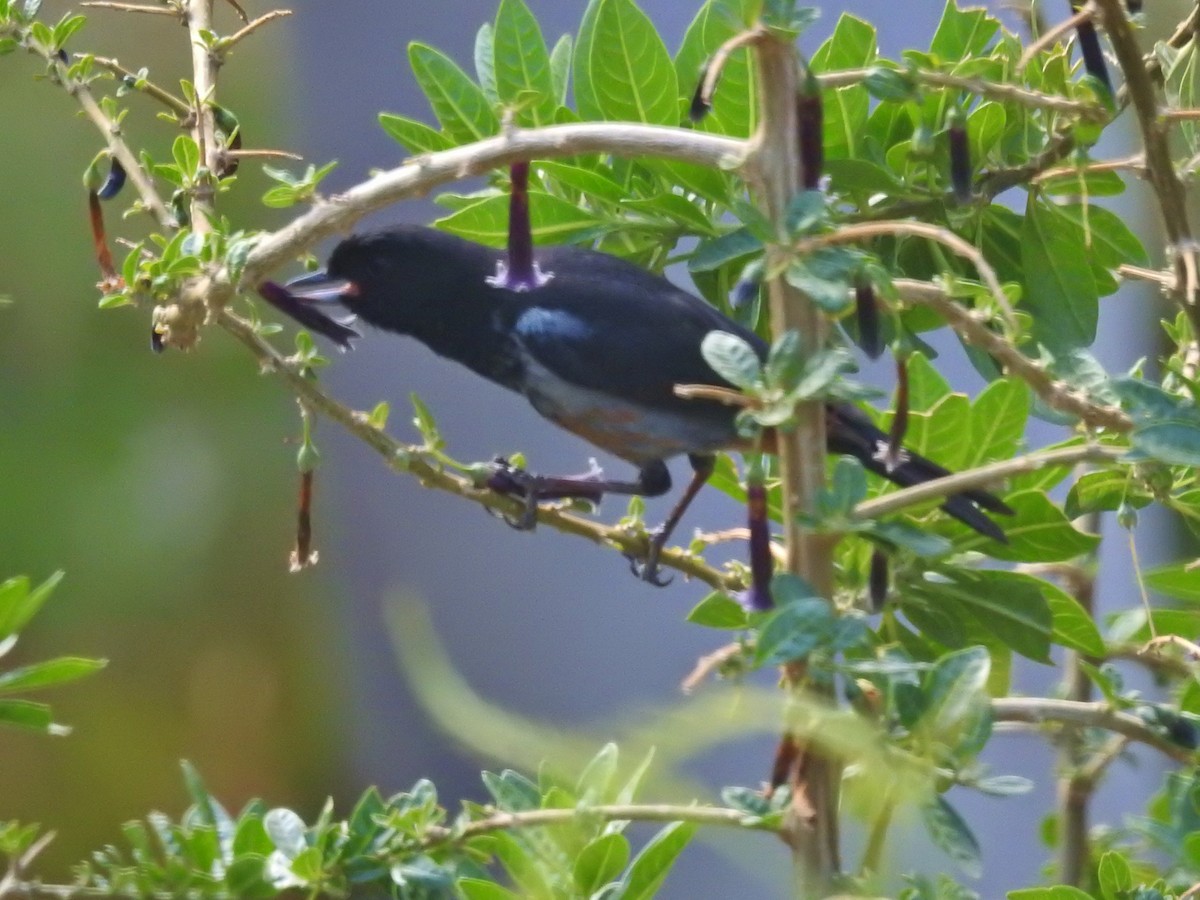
<box><xmin>801</xmin><ymin>222</ymin><xmax>1017</xmax><ymax>327</ymax></box>
<box><xmin>818</xmin><ymin>67</ymin><xmax>1107</xmax><ymax>121</ymax></box>
<box><xmin>213</xmin><ymin>9</ymin><xmax>292</xmax><ymax>56</ymax></box>
<box><xmin>894</xmin><ymin>279</ymin><xmax>1134</xmax><ymax>431</ymax></box>
<box><xmin>223</xmin><ymin>148</ymin><xmax>304</xmax><ymax>161</ymax></box>
<box><xmin>1032</xmin><ymin>153</ymin><xmax>1145</xmax><ymax>184</ymax></box>
<box><xmin>187</xmin><ymin>0</ymin><xmax>220</xmax><ymax>234</ymax></box>
<box><xmin>33</xmin><ymin>46</ymin><xmax>176</xmax><ymax>228</ymax></box>
<box><xmin>992</xmin><ymin>696</ymin><xmax>1195</xmax><ymax>764</ymax></box>
<box><xmin>1145</xmin><ymin>3</ymin><xmax>1200</xmax><ymax>86</ymax></box>
<box><xmin>1017</xmin><ymin>3</ymin><xmax>1095</xmax><ymax>73</ymax></box>
<box><xmin>854</xmin><ymin>443</ymin><xmax>1126</xmax><ymax>522</ymax></box>
<box><xmin>421</xmin><ymin>803</ymin><xmax>780</xmax><ymax>849</ymax></box>
<box><xmin>79</xmin><ymin>1</ymin><xmax>179</xmax><ymax>13</ymax></box>
<box><xmin>87</xmin><ymin>55</ymin><xmax>191</xmax><ymax>116</ymax></box>
<box><xmin>1093</xmin><ymin>0</ymin><xmax>1200</xmax><ymax>321</ymax></box>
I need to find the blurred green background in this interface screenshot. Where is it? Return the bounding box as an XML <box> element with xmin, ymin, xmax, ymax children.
<box><xmin>0</xmin><ymin>1</ymin><xmax>349</xmax><ymax>875</ymax></box>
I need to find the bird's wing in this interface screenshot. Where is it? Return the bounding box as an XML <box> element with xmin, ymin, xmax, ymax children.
<box><xmin>513</xmin><ymin>250</ymin><xmax>766</xmax><ymax>411</ymax></box>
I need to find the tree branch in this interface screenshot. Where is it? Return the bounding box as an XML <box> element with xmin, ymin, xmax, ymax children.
<box><xmin>422</xmin><ymin>802</ymin><xmax>779</xmax><ymax>849</ymax></box>
<box><xmin>854</xmin><ymin>443</ymin><xmax>1126</xmax><ymax>522</ymax></box>
<box><xmin>217</xmin><ymin>309</ymin><xmax>745</xmax><ymax>593</ymax></box>
<box><xmin>186</xmin><ymin>0</ymin><xmax>219</xmax><ymax>234</ymax></box>
<box><xmin>991</xmin><ymin>697</ymin><xmax>1196</xmax><ymax>764</ymax></box>
<box><xmin>748</xmin><ymin>32</ymin><xmax>839</xmax><ymax>895</ymax></box>
<box><xmin>893</xmin><ymin>279</ymin><xmax>1134</xmax><ymax>432</ymax></box>
<box><xmin>1093</xmin><ymin>0</ymin><xmax>1200</xmax><ymax>324</ymax></box>
<box><xmin>819</xmin><ymin>66</ymin><xmax>1107</xmax><ymax>121</ymax></box>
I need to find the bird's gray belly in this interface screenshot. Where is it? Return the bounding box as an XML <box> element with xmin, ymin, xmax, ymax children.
<box><xmin>519</xmin><ymin>360</ymin><xmax>735</xmax><ymax>464</ymax></box>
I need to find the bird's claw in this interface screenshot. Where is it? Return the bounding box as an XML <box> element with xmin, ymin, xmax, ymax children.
<box><xmin>626</xmin><ymin>526</ymin><xmax>673</xmax><ymax>587</ymax></box>
<box><xmin>485</xmin><ymin>457</ymin><xmax>539</xmax><ymax>530</ymax></box>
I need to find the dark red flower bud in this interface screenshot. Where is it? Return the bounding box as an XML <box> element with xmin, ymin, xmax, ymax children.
<box><xmin>947</xmin><ymin>106</ymin><xmax>972</xmax><ymax>204</ymax></box>
<box><xmin>689</xmin><ymin>58</ymin><xmax>714</xmax><ymax>122</ymax></box>
<box><xmin>797</xmin><ymin>70</ymin><xmax>824</xmax><ymax>191</ymax></box>
<box><xmin>289</xmin><ymin>469</ymin><xmax>318</xmax><ymax>572</ymax></box>
<box><xmin>746</xmin><ymin>458</ymin><xmax>773</xmax><ymax>611</ymax></box>
<box><xmin>1070</xmin><ymin>1</ymin><xmax>1113</xmax><ymax>95</ymax></box>
<box><xmin>854</xmin><ymin>275</ymin><xmax>883</xmax><ymax>359</ymax></box>
<box><xmin>885</xmin><ymin>356</ymin><xmax>909</xmax><ymax>472</ymax></box>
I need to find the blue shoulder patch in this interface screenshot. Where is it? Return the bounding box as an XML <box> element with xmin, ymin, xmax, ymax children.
<box><xmin>514</xmin><ymin>307</ymin><xmax>593</xmax><ymax>342</ymax></box>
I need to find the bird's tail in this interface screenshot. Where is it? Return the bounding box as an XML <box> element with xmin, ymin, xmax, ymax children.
<box><xmin>825</xmin><ymin>403</ymin><xmax>1011</xmax><ymax>542</ymax></box>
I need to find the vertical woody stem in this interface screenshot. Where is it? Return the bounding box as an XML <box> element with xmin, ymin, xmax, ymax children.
<box><xmin>748</xmin><ymin>31</ymin><xmax>839</xmax><ymax>896</ymax></box>
<box><xmin>187</xmin><ymin>0</ymin><xmax>219</xmax><ymax>234</ymax></box>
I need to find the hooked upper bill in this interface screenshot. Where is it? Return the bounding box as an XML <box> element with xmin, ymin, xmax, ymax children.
<box><xmin>257</xmin><ymin>271</ymin><xmax>361</xmax><ymax>349</ymax></box>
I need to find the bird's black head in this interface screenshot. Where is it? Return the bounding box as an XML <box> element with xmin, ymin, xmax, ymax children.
<box><xmin>325</xmin><ymin>225</ymin><xmax>501</xmax><ymax>339</ymax></box>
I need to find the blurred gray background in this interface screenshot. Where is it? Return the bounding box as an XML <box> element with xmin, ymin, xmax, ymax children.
<box><xmin>0</xmin><ymin>1</ymin><xmax>1180</xmax><ymax>896</ymax></box>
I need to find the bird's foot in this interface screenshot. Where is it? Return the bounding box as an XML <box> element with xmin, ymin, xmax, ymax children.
<box><xmin>484</xmin><ymin>457</ymin><xmax>540</xmax><ymax>530</ymax></box>
<box><xmin>625</xmin><ymin>525</ymin><xmax>673</xmax><ymax>587</ymax></box>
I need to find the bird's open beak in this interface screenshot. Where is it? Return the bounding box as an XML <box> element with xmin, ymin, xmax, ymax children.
<box><xmin>257</xmin><ymin>274</ymin><xmax>361</xmax><ymax>349</ymax></box>
<box><xmin>284</xmin><ymin>269</ymin><xmax>358</xmax><ymax>303</ymax></box>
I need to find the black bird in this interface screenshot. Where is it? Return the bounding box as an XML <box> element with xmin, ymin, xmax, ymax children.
<box><xmin>260</xmin><ymin>225</ymin><xmax>1010</xmax><ymax>584</ymax></box>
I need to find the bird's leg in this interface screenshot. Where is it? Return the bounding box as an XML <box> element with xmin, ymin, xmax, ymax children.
<box><xmin>628</xmin><ymin>454</ymin><xmax>715</xmax><ymax>587</ymax></box>
<box><xmin>485</xmin><ymin>457</ymin><xmax>668</xmax><ymax>531</ymax></box>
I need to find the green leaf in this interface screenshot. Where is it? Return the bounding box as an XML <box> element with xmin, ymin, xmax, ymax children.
<box><xmin>810</xmin><ymin>13</ymin><xmax>876</xmax><ymax>71</ymax></box>
<box><xmin>0</xmin><ymin>571</ymin><xmax>63</xmax><ymax>642</ymax></box>
<box><xmin>1040</xmin><ymin>578</ymin><xmax>1105</xmax><ymax>656</ymax></box>
<box><xmin>1096</xmin><ymin>850</ymin><xmax>1133</xmax><ymax>900</ymax></box>
<box><xmin>378</xmin><ymin>114</ymin><xmax>451</xmax><ymax>155</ymax></box>
<box><xmin>225</xmin><ymin>856</ymin><xmax>274</xmax><ymax>898</ymax></box>
<box><xmin>263</xmin><ymin>808</ymin><xmax>307</xmax><ymax>859</ymax></box>
<box><xmin>864</xmin><ymin>65</ymin><xmax>917</xmax><ymax>102</ymax></box>
<box><xmin>700</xmin><ymin>331</ymin><xmax>762</xmax><ymax>389</ymax></box>
<box><xmin>1144</xmin><ymin>562</ymin><xmax>1200</xmax><ymax>603</ymax></box>
<box><xmin>474</xmin><ymin>23</ymin><xmax>499</xmax><ymax>104</ymax></box>
<box><xmin>621</xmin><ymin>194</ymin><xmax>717</xmax><ymax>235</ymax></box>
<box><xmin>574</xmin><ymin>832</ymin><xmax>630</xmax><ymax>895</ymax></box>
<box><xmin>408</xmin><ymin>42</ymin><xmax>499</xmax><ymax>144</ymax></box>
<box><xmin>172</xmin><ymin>134</ymin><xmax>200</xmax><ymax>178</ymax></box>
<box><xmin>674</xmin><ymin>0</ymin><xmax>757</xmax><ymax>137</ymax></box>
<box><xmin>549</xmin><ymin>34</ymin><xmax>572</xmax><ymax>105</ymax></box>
<box><xmin>916</xmin><ymin>570</ymin><xmax>1053</xmax><ymax>663</ymax></box>
<box><xmin>688</xmin><ymin>228</ymin><xmax>763</xmax><ymax>272</ymax></box>
<box><xmin>493</xmin><ymin>0</ymin><xmax>556</xmax><ymax>126</ymax></box>
<box><xmin>1008</xmin><ymin>888</ymin><xmax>1096</xmax><ymax>900</ymax></box>
<box><xmin>1132</xmin><ymin>420</ymin><xmax>1200</xmax><ymax>466</ymax></box>
<box><xmin>1021</xmin><ymin>195</ymin><xmax>1099</xmax><ymax>352</ymax></box>
<box><xmin>435</xmin><ymin>192</ymin><xmax>602</xmax><ymax>246</ymax></box>
<box><xmin>965</xmin><ymin>379</ymin><xmax>1029</xmax><ymax>467</ymax></box>
<box><xmin>574</xmin><ymin>0</ymin><xmax>679</xmax><ymax>125</ymax></box>
<box><xmin>1065</xmin><ymin>469</ymin><xmax>1148</xmax><ymax>519</ymax></box>
<box><xmin>929</xmin><ymin>0</ymin><xmax>999</xmax><ymax>62</ymax></box>
<box><xmin>754</xmin><ymin>598</ymin><xmax>841</xmax><ymax>666</ymax></box>
<box><xmin>576</xmin><ymin>743</ymin><xmax>618</xmax><ymax>803</ymax></box>
<box><xmin>482</xmin><ymin>769</ymin><xmax>540</xmax><ymax>812</ymax></box>
<box><xmin>920</xmin><ymin>645</ymin><xmax>990</xmax><ymax>737</ymax></box>
<box><xmin>687</xmin><ymin>592</ymin><xmax>749</xmax><ymax>629</ymax></box>
<box><xmin>922</xmin><ymin>795</ymin><xmax>982</xmax><ymax>877</ymax></box>
<box><xmin>1053</xmin><ymin>203</ymin><xmax>1150</xmax><ymax>295</ymax></box>
<box><xmin>0</xmin><ymin>699</ymin><xmax>56</xmax><ymax>733</ymax></box>
<box><xmin>537</xmin><ymin>160</ymin><xmax>626</xmax><ymax>204</ymax></box>
<box><xmin>612</xmin><ymin>821</ymin><xmax>695</xmax><ymax>900</ymax></box>
<box><xmin>458</xmin><ymin>879</ymin><xmax>522</xmax><ymax>900</ymax></box>
<box><xmin>905</xmin><ymin>353</ymin><xmax>953</xmax><ymax>411</ymax></box>
<box><xmin>962</xmin><ymin>490</ymin><xmax>1100</xmax><ymax>564</ymax></box>
<box><xmin>0</xmin><ymin>656</ymin><xmax>106</xmax><ymax>694</ymax></box>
